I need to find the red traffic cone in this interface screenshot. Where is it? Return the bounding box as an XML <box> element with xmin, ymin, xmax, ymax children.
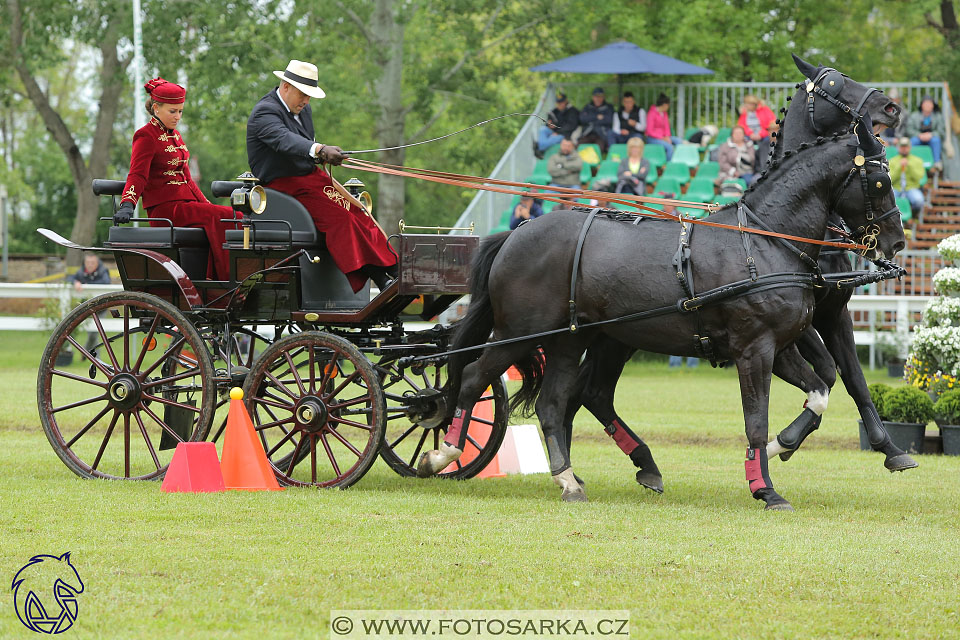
<box><xmin>221</xmin><ymin>388</ymin><xmax>283</xmax><ymax>491</ymax></box>
<box><xmin>444</xmin><ymin>386</ymin><xmax>506</xmax><ymax>478</ymax></box>
<box><xmin>161</xmin><ymin>442</ymin><xmax>225</xmax><ymax>493</ymax></box>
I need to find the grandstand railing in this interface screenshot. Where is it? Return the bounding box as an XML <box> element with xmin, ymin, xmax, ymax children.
<box><xmin>455</xmin><ymin>81</ymin><xmax>958</xmax><ymax>235</ymax></box>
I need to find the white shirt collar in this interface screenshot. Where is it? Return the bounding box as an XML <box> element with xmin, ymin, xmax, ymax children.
<box><xmin>276</xmin><ymin>88</ymin><xmax>301</xmax><ymax>122</ymax></box>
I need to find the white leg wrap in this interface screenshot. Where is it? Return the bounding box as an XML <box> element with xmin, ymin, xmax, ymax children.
<box><xmin>766</xmin><ymin>439</ymin><xmax>790</xmax><ymax>458</ymax></box>
<box><xmin>806</xmin><ymin>390</ymin><xmax>829</xmax><ymax>416</ymax></box>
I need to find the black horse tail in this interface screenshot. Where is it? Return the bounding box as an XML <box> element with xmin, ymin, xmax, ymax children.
<box><xmin>446</xmin><ymin>232</ymin><xmax>512</xmax><ymax>414</ymax></box>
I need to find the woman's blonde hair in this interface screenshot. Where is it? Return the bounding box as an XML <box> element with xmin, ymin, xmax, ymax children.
<box><xmin>743</xmin><ymin>94</ymin><xmax>760</xmax><ymax>106</ymax></box>
<box><xmin>627</xmin><ymin>137</ymin><xmax>645</xmax><ymax>150</ymax></box>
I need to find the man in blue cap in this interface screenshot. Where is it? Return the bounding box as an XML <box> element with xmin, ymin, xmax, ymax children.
<box><xmin>579</xmin><ymin>87</ymin><xmax>615</xmax><ymax>153</ymax></box>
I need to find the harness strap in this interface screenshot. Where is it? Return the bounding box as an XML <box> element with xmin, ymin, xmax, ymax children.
<box><xmin>568</xmin><ymin>210</ymin><xmax>600</xmax><ymax>333</ymax></box>
<box><xmin>739</xmin><ymin>202</ymin><xmax>823</xmax><ymax>282</ymax></box>
<box><xmin>737</xmin><ymin>202</ymin><xmax>759</xmax><ymax>281</ymax></box>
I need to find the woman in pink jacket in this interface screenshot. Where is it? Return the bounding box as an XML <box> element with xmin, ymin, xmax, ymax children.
<box><xmin>645</xmin><ymin>93</ymin><xmax>683</xmax><ymax>160</ymax></box>
<box><xmin>737</xmin><ymin>95</ymin><xmax>776</xmax><ymax>142</ymax></box>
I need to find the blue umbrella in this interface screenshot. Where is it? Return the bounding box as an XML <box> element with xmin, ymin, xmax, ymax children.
<box><xmin>531</xmin><ymin>41</ymin><xmax>713</xmax><ymax>101</ymax></box>
<box><xmin>530</xmin><ymin>41</ymin><xmax>714</xmax><ymax>75</ymax></box>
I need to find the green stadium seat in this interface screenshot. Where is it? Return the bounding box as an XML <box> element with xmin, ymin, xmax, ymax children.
<box><xmin>683</xmin><ymin>126</ymin><xmax>700</xmax><ymax>141</ymax></box>
<box><xmin>578</xmin><ymin>143</ymin><xmax>603</xmax><ymax>166</ymax></box>
<box><xmin>659</xmin><ymin>162</ymin><xmax>692</xmax><ymax>185</ymax></box>
<box><xmin>671</xmin><ymin>144</ymin><xmax>701</xmax><ymax>170</ymax></box>
<box><xmin>652</xmin><ymin>177</ymin><xmax>683</xmax><ymax>198</ymax></box>
<box><xmin>911</xmin><ymin>145</ymin><xmax>934</xmax><ymax>169</ymax></box>
<box><xmin>895</xmin><ymin>196</ymin><xmax>913</xmax><ymax>222</ymax></box>
<box><xmin>643</xmin><ymin>144</ymin><xmax>667</xmax><ymax>171</ymax></box>
<box><xmin>677</xmin><ymin>205</ymin><xmax>707</xmax><ymax>218</ymax></box>
<box><xmin>607</xmin><ymin>143</ymin><xmax>628</xmax><ymax>162</ymax></box>
<box><xmin>685</xmin><ymin>177</ymin><xmax>716</xmax><ymax>202</ymax></box>
<box><xmin>696</xmin><ymin>160</ymin><xmax>720</xmax><ymax>180</ymax></box>
<box><xmin>589</xmin><ymin>159</ymin><xmax>620</xmax><ymax>189</ymax></box>
<box><xmin>721</xmin><ymin>177</ymin><xmax>748</xmax><ymax>191</ymax></box>
<box><xmin>542</xmin><ymin>199</ymin><xmax>558</xmax><ymax>214</ymax></box>
<box><xmin>528</xmin><ymin>158</ymin><xmax>551</xmax><ymax>185</ymax></box>
<box><xmin>579</xmin><ymin>163</ymin><xmax>594</xmax><ymax>184</ymax></box>
<box><xmin>885</xmin><ymin>145</ymin><xmax>898</xmax><ymax>161</ymax></box>
<box><xmin>715</xmin><ymin>127</ymin><xmax>732</xmax><ymax>144</ymax></box>
<box><xmin>715</xmin><ymin>194</ymin><xmax>741</xmax><ymax>206</ymax></box>
<box><xmin>544</xmin><ymin>144</ymin><xmax>561</xmax><ymax>159</ymax></box>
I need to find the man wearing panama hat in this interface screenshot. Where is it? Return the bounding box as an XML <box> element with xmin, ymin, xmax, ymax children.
<box><xmin>247</xmin><ymin>59</ymin><xmax>397</xmax><ymax>292</ymax></box>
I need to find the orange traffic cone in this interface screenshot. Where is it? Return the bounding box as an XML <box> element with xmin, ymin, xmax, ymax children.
<box><xmin>443</xmin><ymin>386</ymin><xmax>505</xmax><ymax>478</ymax></box>
<box><xmin>161</xmin><ymin>442</ymin><xmax>225</xmax><ymax>493</ymax></box>
<box><xmin>220</xmin><ymin>388</ymin><xmax>283</xmax><ymax>491</ymax></box>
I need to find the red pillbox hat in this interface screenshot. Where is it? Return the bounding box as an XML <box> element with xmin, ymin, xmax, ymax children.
<box><xmin>144</xmin><ymin>77</ymin><xmax>185</xmax><ymax>104</ymax></box>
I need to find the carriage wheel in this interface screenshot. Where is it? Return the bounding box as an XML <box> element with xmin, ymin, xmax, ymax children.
<box><xmin>377</xmin><ymin>359</ymin><xmax>508</xmax><ymax>479</ymax></box>
<box><xmin>37</xmin><ymin>291</ymin><xmax>216</xmax><ymax>480</ymax></box>
<box><xmin>242</xmin><ymin>331</ymin><xmax>385</xmax><ymax>488</ymax></box>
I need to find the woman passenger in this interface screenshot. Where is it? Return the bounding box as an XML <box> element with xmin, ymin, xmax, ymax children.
<box><xmin>115</xmin><ymin>78</ymin><xmax>237</xmax><ymax>280</ymax></box>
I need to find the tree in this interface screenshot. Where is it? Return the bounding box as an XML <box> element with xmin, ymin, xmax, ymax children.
<box><xmin>5</xmin><ymin>0</ymin><xmax>131</xmax><ymax>264</ymax></box>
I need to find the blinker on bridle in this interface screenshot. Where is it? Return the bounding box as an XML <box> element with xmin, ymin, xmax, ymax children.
<box><xmin>805</xmin><ymin>67</ymin><xmax>880</xmax><ymax>135</ymax></box>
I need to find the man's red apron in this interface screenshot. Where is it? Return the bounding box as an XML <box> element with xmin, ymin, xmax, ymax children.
<box><xmin>265</xmin><ymin>168</ymin><xmax>397</xmax><ymax>292</ymax></box>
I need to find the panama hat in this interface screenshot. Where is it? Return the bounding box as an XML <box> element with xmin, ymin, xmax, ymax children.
<box><xmin>273</xmin><ymin>60</ymin><xmax>326</xmax><ymax>99</ymax></box>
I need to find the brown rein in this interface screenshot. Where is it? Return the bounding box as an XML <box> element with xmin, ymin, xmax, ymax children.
<box><xmin>340</xmin><ymin>157</ymin><xmax>869</xmax><ymax>252</ymax></box>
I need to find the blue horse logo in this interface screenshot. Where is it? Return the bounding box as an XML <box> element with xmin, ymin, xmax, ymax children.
<box><xmin>11</xmin><ymin>552</ymin><xmax>84</xmax><ymax>634</ymax></box>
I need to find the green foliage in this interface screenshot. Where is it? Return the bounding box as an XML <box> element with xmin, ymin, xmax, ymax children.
<box><xmin>868</xmin><ymin>383</ymin><xmax>892</xmax><ymax>417</ymax></box>
<box><xmin>934</xmin><ymin>388</ymin><xmax>960</xmax><ymax>424</ymax></box>
<box><xmin>880</xmin><ymin>385</ymin><xmax>935</xmax><ymax>424</ymax></box>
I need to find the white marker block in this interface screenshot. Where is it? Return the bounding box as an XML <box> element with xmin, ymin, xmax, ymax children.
<box><xmin>496</xmin><ymin>424</ymin><xmax>550</xmax><ymax>475</ymax></box>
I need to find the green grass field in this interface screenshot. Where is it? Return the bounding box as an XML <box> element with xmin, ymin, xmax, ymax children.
<box><xmin>1</xmin><ymin>331</ymin><xmax>958</xmax><ymax>639</ymax></box>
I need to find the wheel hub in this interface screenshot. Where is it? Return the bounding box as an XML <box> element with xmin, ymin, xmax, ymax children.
<box><xmin>295</xmin><ymin>396</ymin><xmax>328</xmax><ymax>432</ymax></box>
<box><xmin>407</xmin><ymin>388</ymin><xmax>447</xmax><ymax>429</ymax></box>
<box><xmin>108</xmin><ymin>373</ymin><xmax>141</xmax><ymax>411</ymax></box>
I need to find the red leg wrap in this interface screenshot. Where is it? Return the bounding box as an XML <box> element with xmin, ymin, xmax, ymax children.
<box><xmin>745</xmin><ymin>447</ymin><xmax>772</xmax><ymax>493</ymax></box>
<box><xmin>445</xmin><ymin>408</ymin><xmax>467</xmax><ymax>449</ymax></box>
<box><xmin>604</xmin><ymin>419</ymin><xmax>640</xmax><ymax>455</ymax></box>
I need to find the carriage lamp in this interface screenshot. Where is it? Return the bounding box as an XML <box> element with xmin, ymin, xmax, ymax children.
<box><xmin>343</xmin><ymin>177</ymin><xmax>373</xmax><ymax>214</ymax></box>
<box><xmin>229</xmin><ymin>182</ymin><xmax>267</xmax><ymax>249</ymax></box>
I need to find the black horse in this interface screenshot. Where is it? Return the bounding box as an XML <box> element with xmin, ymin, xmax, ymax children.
<box><xmin>419</xmin><ymin>117</ymin><xmax>903</xmax><ymax>510</ymax></box>
<box><xmin>552</xmin><ymin>55</ymin><xmax>914</xmax><ymax>497</ymax></box>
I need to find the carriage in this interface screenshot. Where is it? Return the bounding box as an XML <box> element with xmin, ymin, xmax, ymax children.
<box><xmin>36</xmin><ymin>175</ymin><xmax>509</xmax><ymax>488</ymax></box>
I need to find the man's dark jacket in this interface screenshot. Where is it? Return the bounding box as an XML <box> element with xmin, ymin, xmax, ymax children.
<box><xmin>547</xmin><ymin>105</ymin><xmax>580</xmax><ymax>138</ymax></box>
<box><xmin>579</xmin><ymin>100</ymin><xmax>615</xmax><ymax>136</ymax></box>
<box><xmin>247</xmin><ymin>89</ymin><xmax>317</xmax><ymax>184</ymax></box>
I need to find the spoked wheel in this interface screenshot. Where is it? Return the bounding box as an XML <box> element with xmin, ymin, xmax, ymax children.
<box><xmin>37</xmin><ymin>291</ymin><xmax>216</xmax><ymax>480</ymax></box>
<box><xmin>242</xmin><ymin>331</ymin><xmax>385</xmax><ymax>488</ymax></box>
<box><xmin>377</xmin><ymin>359</ymin><xmax>508</xmax><ymax>479</ymax></box>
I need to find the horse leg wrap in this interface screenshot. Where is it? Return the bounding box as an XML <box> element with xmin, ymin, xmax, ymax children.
<box><xmin>775</xmin><ymin>408</ymin><xmax>821</xmax><ymax>450</ymax></box>
<box><xmin>861</xmin><ymin>405</ymin><xmax>892</xmax><ymax>449</ymax></box>
<box><xmin>745</xmin><ymin>448</ymin><xmax>773</xmax><ymax>496</ymax></box>
<box><xmin>444</xmin><ymin>407</ymin><xmax>469</xmax><ymax>450</ymax></box>
<box><xmin>603</xmin><ymin>419</ymin><xmax>641</xmax><ymax>456</ymax></box>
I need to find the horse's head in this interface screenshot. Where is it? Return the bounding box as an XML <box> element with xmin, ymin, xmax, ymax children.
<box><xmin>789</xmin><ymin>54</ymin><xmax>901</xmax><ymax>137</ymax></box>
<box><xmin>11</xmin><ymin>552</ymin><xmax>84</xmax><ymax>595</ymax></box>
<box><xmin>832</xmin><ymin>111</ymin><xmax>905</xmax><ymax>260</ymax></box>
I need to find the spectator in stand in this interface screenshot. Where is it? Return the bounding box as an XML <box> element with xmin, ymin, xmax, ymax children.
<box><xmin>879</xmin><ymin>88</ymin><xmax>904</xmax><ymax>144</ymax></box>
<box><xmin>737</xmin><ymin>94</ymin><xmax>776</xmax><ymax>143</ymax></box>
<box><xmin>547</xmin><ymin>138</ymin><xmax>583</xmax><ymax>188</ymax></box>
<box><xmin>537</xmin><ymin>91</ymin><xmax>580</xmax><ymax>157</ymax></box>
<box><xmin>613</xmin><ymin>91</ymin><xmax>646</xmax><ymax>144</ymax></box>
<box><xmin>70</xmin><ymin>253</ymin><xmax>111</xmax><ymax>352</ymax></box>
<box><xmin>645</xmin><ymin>93</ymin><xmax>683</xmax><ymax>161</ymax></box>
<box><xmin>716</xmin><ymin>126</ymin><xmax>756</xmax><ymax>186</ymax></box>
<box><xmin>614</xmin><ymin>137</ymin><xmax>650</xmax><ymax>195</ymax></box>
<box><xmin>509</xmin><ymin>194</ymin><xmax>544</xmax><ymax>230</ymax></box>
<box><xmin>890</xmin><ymin>137</ymin><xmax>926</xmax><ymax>216</ymax></box>
<box><xmin>906</xmin><ymin>95</ymin><xmax>945</xmax><ymax>171</ymax></box>
<box><xmin>579</xmin><ymin>87</ymin><xmax>615</xmax><ymax>153</ymax></box>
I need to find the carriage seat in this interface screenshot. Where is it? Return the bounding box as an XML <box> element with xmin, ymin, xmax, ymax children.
<box><xmin>215</xmin><ymin>185</ymin><xmax>324</xmax><ymax>249</ymax></box>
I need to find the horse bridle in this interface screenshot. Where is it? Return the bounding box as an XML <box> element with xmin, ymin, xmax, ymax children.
<box><xmin>830</xmin><ymin>138</ymin><xmax>899</xmax><ymax>256</ymax></box>
<box><xmin>805</xmin><ymin>67</ymin><xmax>879</xmax><ymax>135</ymax></box>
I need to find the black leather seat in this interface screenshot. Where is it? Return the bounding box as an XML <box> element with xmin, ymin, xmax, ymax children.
<box><xmin>106</xmin><ymin>226</ymin><xmax>208</xmax><ymax>247</ymax></box>
<box><xmin>223</xmin><ymin>188</ymin><xmax>322</xmax><ymax>248</ymax></box>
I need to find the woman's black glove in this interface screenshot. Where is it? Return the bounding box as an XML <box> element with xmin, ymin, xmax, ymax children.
<box><xmin>114</xmin><ymin>201</ymin><xmax>135</xmax><ymax>225</ymax></box>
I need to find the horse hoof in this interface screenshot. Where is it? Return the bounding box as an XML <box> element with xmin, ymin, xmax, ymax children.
<box><xmin>764</xmin><ymin>501</ymin><xmax>794</xmax><ymax>512</ymax></box>
<box><xmin>885</xmin><ymin>453</ymin><xmax>919</xmax><ymax>473</ymax></box>
<box><xmin>778</xmin><ymin>449</ymin><xmax>796</xmax><ymax>462</ymax></box>
<box><xmin>416</xmin><ymin>451</ymin><xmax>437</xmax><ymax>478</ymax></box>
<box><xmin>635</xmin><ymin>471</ymin><xmax>664</xmax><ymax>494</ymax></box>
<box><xmin>561</xmin><ymin>490</ymin><xmax>588</xmax><ymax>503</ymax></box>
